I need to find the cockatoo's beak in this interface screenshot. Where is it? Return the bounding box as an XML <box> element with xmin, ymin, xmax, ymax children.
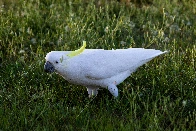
<box><xmin>44</xmin><ymin>61</ymin><xmax>55</xmax><ymax>73</ymax></box>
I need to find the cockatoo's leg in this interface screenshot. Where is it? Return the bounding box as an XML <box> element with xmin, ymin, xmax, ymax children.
<box><xmin>87</xmin><ymin>87</ymin><xmax>99</xmax><ymax>98</ymax></box>
<box><xmin>107</xmin><ymin>84</ymin><xmax>118</xmax><ymax>97</ymax></box>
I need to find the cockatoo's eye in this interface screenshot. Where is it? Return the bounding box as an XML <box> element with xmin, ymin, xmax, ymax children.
<box><xmin>55</xmin><ymin>61</ymin><xmax>59</xmax><ymax>64</ymax></box>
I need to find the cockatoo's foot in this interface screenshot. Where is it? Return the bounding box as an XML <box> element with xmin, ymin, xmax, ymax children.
<box><xmin>87</xmin><ymin>87</ymin><xmax>99</xmax><ymax>98</ymax></box>
<box><xmin>107</xmin><ymin>84</ymin><xmax>118</xmax><ymax>97</ymax></box>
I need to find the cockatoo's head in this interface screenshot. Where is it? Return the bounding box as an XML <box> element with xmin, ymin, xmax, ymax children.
<box><xmin>44</xmin><ymin>41</ymin><xmax>86</xmax><ymax>73</ymax></box>
<box><xmin>44</xmin><ymin>51</ymin><xmax>69</xmax><ymax>73</ymax></box>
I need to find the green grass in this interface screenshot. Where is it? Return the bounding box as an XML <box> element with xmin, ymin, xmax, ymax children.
<box><xmin>0</xmin><ymin>0</ymin><xmax>196</xmax><ymax>130</ymax></box>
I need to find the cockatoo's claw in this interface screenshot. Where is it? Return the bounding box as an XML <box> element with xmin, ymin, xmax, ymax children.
<box><xmin>87</xmin><ymin>87</ymin><xmax>99</xmax><ymax>98</ymax></box>
<box><xmin>108</xmin><ymin>84</ymin><xmax>118</xmax><ymax>97</ymax></box>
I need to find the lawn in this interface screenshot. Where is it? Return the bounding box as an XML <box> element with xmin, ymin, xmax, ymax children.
<box><xmin>0</xmin><ymin>0</ymin><xmax>195</xmax><ymax>130</ymax></box>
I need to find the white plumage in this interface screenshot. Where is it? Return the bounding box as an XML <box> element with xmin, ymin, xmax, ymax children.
<box><xmin>44</xmin><ymin>41</ymin><xmax>167</xmax><ymax>97</ymax></box>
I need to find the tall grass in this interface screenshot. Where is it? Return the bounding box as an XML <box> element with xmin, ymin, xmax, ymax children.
<box><xmin>0</xmin><ymin>0</ymin><xmax>195</xmax><ymax>130</ymax></box>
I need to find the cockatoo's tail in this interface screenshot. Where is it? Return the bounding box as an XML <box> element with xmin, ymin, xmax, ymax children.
<box><xmin>44</xmin><ymin>41</ymin><xmax>168</xmax><ymax>98</ymax></box>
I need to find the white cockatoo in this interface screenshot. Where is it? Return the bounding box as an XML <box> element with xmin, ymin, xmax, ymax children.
<box><xmin>44</xmin><ymin>41</ymin><xmax>167</xmax><ymax>98</ymax></box>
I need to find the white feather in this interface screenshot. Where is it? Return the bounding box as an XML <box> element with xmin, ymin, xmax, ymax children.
<box><xmin>45</xmin><ymin>48</ymin><xmax>167</xmax><ymax>97</ymax></box>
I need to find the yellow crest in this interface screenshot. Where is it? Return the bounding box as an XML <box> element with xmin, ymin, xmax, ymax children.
<box><xmin>67</xmin><ymin>41</ymin><xmax>86</xmax><ymax>58</ymax></box>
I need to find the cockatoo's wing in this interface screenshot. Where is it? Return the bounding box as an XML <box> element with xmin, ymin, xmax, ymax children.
<box><xmin>74</xmin><ymin>49</ymin><xmax>167</xmax><ymax>80</ymax></box>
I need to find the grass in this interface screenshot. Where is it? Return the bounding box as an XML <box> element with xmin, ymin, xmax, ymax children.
<box><xmin>0</xmin><ymin>0</ymin><xmax>196</xmax><ymax>130</ymax></box>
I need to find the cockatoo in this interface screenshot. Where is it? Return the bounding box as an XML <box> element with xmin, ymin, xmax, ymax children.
<box><xmin>44</xmin><ymin>41</ymin><xmax>167</xmax><ymax>98</ymax></box>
